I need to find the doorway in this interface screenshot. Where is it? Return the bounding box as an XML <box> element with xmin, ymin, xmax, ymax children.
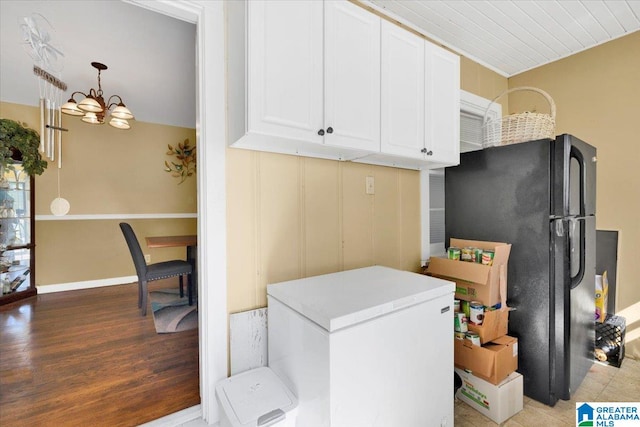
<box><xmin>127</xmin><ymin>1</ymin><xmax>227</xmax><ymax>423</ymax></box>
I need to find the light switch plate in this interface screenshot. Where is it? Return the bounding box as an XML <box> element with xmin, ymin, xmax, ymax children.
<box><xmin>366</xmin><ymin>176</ymin><xmax>375</xmax><ymax>195</ymax></box>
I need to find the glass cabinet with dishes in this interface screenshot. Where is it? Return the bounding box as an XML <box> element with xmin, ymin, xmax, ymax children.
<box><xmin>1</xmin><ymin>163</ymin><xmax>36</xmax><ymax>305</ymax></box>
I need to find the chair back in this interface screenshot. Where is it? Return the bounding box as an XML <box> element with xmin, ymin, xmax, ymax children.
<box><xmin>119</xmin><ymin>222</ymin><xmax>147</xmax><ymax>278</ymax></box>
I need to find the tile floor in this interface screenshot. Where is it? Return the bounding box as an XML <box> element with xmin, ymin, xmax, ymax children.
<box><xmin>455</xmin><ymin>358</ymin><xmax>640</xmax><ymax>426</ymax></box>
<box><xmin>148</xmin><ymin>358</ymin><xmax>640</xmax><ymax>426</ymax></box>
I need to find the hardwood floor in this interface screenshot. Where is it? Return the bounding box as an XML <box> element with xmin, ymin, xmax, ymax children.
<box><xmin>0</xmin><ymin>279</ymin><xmax>200</xmax><ymax>427</ymax></box>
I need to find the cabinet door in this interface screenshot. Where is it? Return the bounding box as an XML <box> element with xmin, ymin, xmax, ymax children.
<box><xmin>324</xmin><ymin>1</ymin><xmax>380</xmax><ymax>151</ymax></box>
<box><xmin>1</xmin><ymin>167</ymin><xmax>36</xmax><ymax>304</ymax></box>
<box><xmin>424</xmin><ymin>42</ymin><xmax>460</xmax><ymax>165</ymax></box>
<box><xmin>380</xmin><ymin>20</ymin><xmax>425</xmax><ymax>159</ymax></box>
<box><xmin>247</xmin><ymin>0</ymin><xmax>324</xmax><ymax>143</ymax></box>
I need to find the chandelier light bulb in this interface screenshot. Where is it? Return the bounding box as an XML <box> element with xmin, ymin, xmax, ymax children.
<box><xmin>109</xmin><ymin>118</ymin><xmax>130</xmax><ymax>130</ymax></box>
<box><xmin>111</xmin><ymin>105</ymin><xmax>134</xmax><ymax>120</ymax></box>
<box><xmin>61</xmin><ymin>99</ymin><xmax>84</xmax><ymax>116</ymax></box>
<box><xmin>78</xmin><ymin>96</ymin><xmax>103</xmax><ymax>113</ymax></box>
<box><xmin>81</xmin><ymin>112</ymin><xmax>102</xmax><ymax>125</ymax></box>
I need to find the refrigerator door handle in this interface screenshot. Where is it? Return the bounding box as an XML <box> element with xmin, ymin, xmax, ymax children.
<box><xmin>568</xmin><ymin>144</ymin><xmax>587</xmax><ymax>289</ymax></box>
<box><xmin>570</xmin><ymin>145</ymin><xmax>586</xmax><ymax>216</ymax></box>
<box><xmin>569</xmin><ymin>217</ymin><xmax>586</xmax><ymax>289</ymax></box>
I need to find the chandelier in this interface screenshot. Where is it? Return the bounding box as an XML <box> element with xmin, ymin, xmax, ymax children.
<box><xmin>61</xmin><ymin>62</ymin><xmax>134</xmax><ymax>130</ymax></box>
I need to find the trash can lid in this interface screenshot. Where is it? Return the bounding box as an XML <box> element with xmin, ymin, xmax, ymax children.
<box><xmin>216</xmin><ymin>367</ymin><xmax>298</xmax><ymax>427</ymax></box>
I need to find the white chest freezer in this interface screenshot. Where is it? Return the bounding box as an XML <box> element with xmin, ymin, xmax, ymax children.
<box><xmin>267</xmin><ymin>266</ymin><xmax>455</xmax><ymax>427</ymax></box>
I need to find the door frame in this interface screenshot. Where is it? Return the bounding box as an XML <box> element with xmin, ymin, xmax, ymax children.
<box><xmin>126</xmin><ymin>1</ymin><xmax>227</xmax><ymax>423</ymax></box>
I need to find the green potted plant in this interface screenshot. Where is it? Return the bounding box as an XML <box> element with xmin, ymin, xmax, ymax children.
<box><xmin>0</xmin><ymin>118</ymin><xmax>48</xmax><ymax>176</ymax></box>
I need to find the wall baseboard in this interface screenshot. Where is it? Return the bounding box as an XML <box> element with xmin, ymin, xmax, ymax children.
<box><xmin>138</xmin><ymin>405</ymin><xmax>203</xmax><ymax>427</ymax></box>
<box><xmin>37</xmin><ymin>276</ymin><xmax>138</xmax><ymax>294</ymax></box>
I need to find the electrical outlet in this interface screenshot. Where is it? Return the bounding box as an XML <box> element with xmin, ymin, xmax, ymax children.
<box><xmin>144</xmin><ymin>254</ymin><xmax>151</xmax><ymax>263</ymax></box>
<box><xmin>366</xmin><ymin>176</ymin><xmax>375</xmax><ymax>195</ymax></box>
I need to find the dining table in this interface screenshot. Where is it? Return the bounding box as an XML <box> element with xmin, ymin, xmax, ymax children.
<box><xmin>145</xmin><ymin>234</ymin><xmax>197</xmax><ymax>304</ymax></box>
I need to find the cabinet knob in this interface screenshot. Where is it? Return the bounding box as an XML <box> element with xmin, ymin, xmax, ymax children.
<box><xmin>426</xmin><ymin>150</ymin><xmax>433</xmax><ymax>156</ymax></box>
<box><xmin>326</xmin><ymin>127</ymin><xmax>333</xmax><ymax>134</ymax></box>
<box><xmin>318</xmin><ymin>129</ymin><xmax>325</xmax><ymax>136</ymax></box>
<box><xmin>421</xmin><ymin>148</ymin><xmax>427</xmax><ymax>153</ymax></box>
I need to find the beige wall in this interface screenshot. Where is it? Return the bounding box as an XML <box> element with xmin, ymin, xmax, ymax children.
<box><xmin>509</xmin><ymin>31</ymin><xmax>640</xmax><ymax>358</ymax></box>
<box><xmin>1</xmin><ymin>102</ymin><xmax>197</xmax><ymax>285</ymax></box>
<box><xmin>226</xmin><ymin>149</ymin><xmax>422</xmax><ymax>313</ymax></box>
<box><xmin>460</xmin><ymin>56</ymin><xmax>509</xmax><ymax>110</ymax></box>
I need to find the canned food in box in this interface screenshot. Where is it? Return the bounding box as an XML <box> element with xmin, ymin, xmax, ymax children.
<box><xmin>454</xmin><ymin>299</ymin><xmax>460</xmax><ymax>313</ymax></box>
<box><xmin>454</xmin><ymin>312</ymin><xmax>468</xmax><ymax>333</ymax></box>
<box><xmin>448</xmin><ymin>247</ymin><xmax>461</xmax><ymax>260</ymax></box>
<box><xmin>461</xmin><ymin>300</ymin><xmax>470</xmax><ymax>318</ymax></box>
<box><xmin>461</xmin><ymin>247</ymin><xmax>473</xmax><ymax>262</ymax></box>
<box><xmin>481</xmin><ymin>250</ymin><xmax>495</xmax><ymax>266</ymax></box>
<box><xmin>469</xmin><ymin>301</ymin><xmax>484</xmax><ymax>325</ymax></box>
<box><xmin>472</xmin><ymin>248</ymin><xmax>483</xmax><ymax>263</ymax></box>
<box><xmin>465</xmin><ymin>332</ymin><xmax>481</xmax><ymax>346</ymax></box>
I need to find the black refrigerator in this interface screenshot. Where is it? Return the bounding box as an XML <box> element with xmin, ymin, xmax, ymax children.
<box><xmin>445</xmin><ymin>134</ymin><xmax>596</xmax><ymax>406</ymax></box>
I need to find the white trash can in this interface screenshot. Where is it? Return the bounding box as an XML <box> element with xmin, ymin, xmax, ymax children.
<box><xmin>216</xmin><ymin>367</ymin><xmax>298</xmax><ymax>427</ymax></box>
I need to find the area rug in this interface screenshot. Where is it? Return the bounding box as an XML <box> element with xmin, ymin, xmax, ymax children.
<box><xmin>149</xmin><ymin>288</ymin><xmax>198</xmax><ymax>333</ymax></box>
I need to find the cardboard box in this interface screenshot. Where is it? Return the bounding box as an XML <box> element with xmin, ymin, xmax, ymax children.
<box><xmin>427</xmin><ymin>238</ymin><xmax>511</xmax><ymax>307</ymax></box>
<box><xmin>468</xmin><ymin>308</ymin><xmax>509</xmax><ymax>345</ymax></box>
<box><xmin>455</xmin><ymin>368</ymin><xmax>523</xmax><ymax>424</ymax></box>
<box><xmin>454</xmin><ymin>335</ymin><xmax>518</xmax><ymax>385</ymax></box>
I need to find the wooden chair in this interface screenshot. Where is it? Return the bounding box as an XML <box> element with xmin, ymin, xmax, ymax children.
<box><xmin>119</xmin><ymin>222</ymin><xmax>193</xmax><ymax>316</ymax></box>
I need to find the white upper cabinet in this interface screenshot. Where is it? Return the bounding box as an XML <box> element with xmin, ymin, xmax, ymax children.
<box><xmin>247</xmin><ymin>0</ymin><xmax>324</xmax><ymax>145</ymax></box>
<box><xmin>380</xmin><ymin>20</ymin><xmax>425</xmax><ymax>158</ymax></box>
<box><xmin>227</xmin><ymin>0</ymin><xmax>460</xmax><ymax>169</ymax></box>
<box><xmin>358</xmin><ymin>27</ymin><xmax>460</xmax><ymax>169</ymax></box>
<box><xmin>424</xmin><ymin>42</ymin><xmax>460</xmax><ymax>166</ymax></box>
<box><xmin>229</xmin><ymin>0</ymin><xmax>379</xmax><ymax>161</ymax></box>
<box><xmin>324</xmin><ymin>1</ymin><xmax>381</xmax><ymax>152</ymax></box>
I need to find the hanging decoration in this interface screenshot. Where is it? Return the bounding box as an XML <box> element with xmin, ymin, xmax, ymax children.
<box><xmin>19</xmin><ymin>13</ymin><xmax>70</xmax><ymax>215</ymax></box>
<box><xmin>164</xmin><ymin>138</ymin><xmax>196</xmax><ymax>184</ymax></box>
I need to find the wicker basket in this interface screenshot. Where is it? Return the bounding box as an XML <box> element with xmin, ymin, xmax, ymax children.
<box><xmin>482</xmin><ymin>87</ymin><xmax>556</xmax><ymax>148</ymax></box>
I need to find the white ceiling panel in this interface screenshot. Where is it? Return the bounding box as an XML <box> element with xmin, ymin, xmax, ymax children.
<box><xmin>430</xmin><ymin>2</ymin><xmax>538</xmax><ymax>66</ymax></box>
<box><xmin>534</xmin><ymin>1</ymin><xmax>596</xmax><ymax>50</ymax></box>
<box><xmin>629</xmin><ymin>1</ymin><xmax>640</xmax><ymax>22</ymax></box>
<box><xmin>365</xmin><ymin>0</ymin><xmax>640</xmax><ymax>77</ymax></box>
<box><xmin>582</xmin><ymin>1</ymin><xmax>625</xmax><ymax>36</ymax></box>
<box><xmin>609</xmin><ymin>1</ymin><xmax>640</xmax><ymax>31</ymax></box>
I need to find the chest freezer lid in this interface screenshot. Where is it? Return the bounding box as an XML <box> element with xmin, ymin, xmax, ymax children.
<box><xmin>216</xmin><ymin>367</ymin><xmax>298</xmax><ymax>427</ymax></box>
<box><xmin>267</xmin><ymin>266</ymin><xmax>454</xmax><ymax>332</ymax></box>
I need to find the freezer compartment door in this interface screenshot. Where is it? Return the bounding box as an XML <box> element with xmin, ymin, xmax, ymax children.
<box><xmin>551</xmin><ymin>215</ymin><xmax>595</xmax><ymax>401</ymax></box>
<box><xmin>552</xmin><ymin>134</ymin><xmax>597</xmax><ymax>218</ymax></box>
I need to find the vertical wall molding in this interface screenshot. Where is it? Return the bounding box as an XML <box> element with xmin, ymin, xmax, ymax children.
<box><xmin>397</xmin><ymin>169</ymin><xmax>404</xmax><ymax>268</ymax></box>
<box><xmin>299</xmin><ymin>158</ymin><xmax>307</xmax><ymax>278</ymax></box>
<box><xmin>338</xmin><ymin>162</ymin><xmax>345</xmax><ymax>271</ymax></box>
<box><xmin>253</xmin><ymin>151</ymin><xmax>262</xmax><ymax>307</ymax></box>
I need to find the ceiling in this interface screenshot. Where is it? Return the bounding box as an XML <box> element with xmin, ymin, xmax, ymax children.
<box><xmin>0</xmin><ymin>1</ymin><xmax>195</xmax><ymax>129</ymax></box>
<box><xmin>1</xmin><ymin>1</ymin><xmax>639</xmax><ymax>129</ymax></box>
<box><xmin>365</xmin><ymin>0</ymin><xmax>640</xmax><ymax>77</ymax></box>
